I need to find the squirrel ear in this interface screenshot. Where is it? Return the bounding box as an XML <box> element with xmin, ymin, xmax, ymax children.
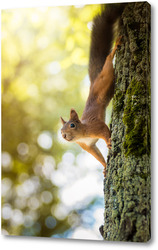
<box><xmin>60</xmin><ymin>117</ymin><xmax>66</xmax><ymax>125</ymax></box>
<box><xmin>70</xmin><ymin>108</ymin><xmax>79</xmax><ymax>121</ymax></box>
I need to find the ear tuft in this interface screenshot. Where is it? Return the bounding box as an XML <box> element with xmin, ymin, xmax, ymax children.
<box><xmin>70</xmin><ymin>108</ymin><xmax>79</xmax><ymax>121</ymax></box>
<box><xmin>60</xmin><ymin>117</ymin><xmax>66</xmax><ymax>125</ymax></box>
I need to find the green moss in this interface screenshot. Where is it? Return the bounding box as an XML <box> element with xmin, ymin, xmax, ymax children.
<box><xmin>138</xmin><ymin>172</ymin><xmax>148</xmax><ymax>180</ymax></box>
<box><xmin>113</xmin><ymin>89</ymin><xmax>124</xmax><ymax>115</ymax></box>
<box><xmin>127</xmin><ymin>201</ymin><xmax>135</xmax><ymax>210</ymax></box>
<box><xmin>122</xmin><ymin>78</ymin><xmax>150</xmax><ymax>157</ymax></box>
<box><xmin>104</xmin><ymin>2</ymin><xmax>151</xmax><ymax>242</ymax></box>
<box><xmin>112</xmin><ymin>209</ymin><xmax>118</xmax><ymax>219</ymax></box>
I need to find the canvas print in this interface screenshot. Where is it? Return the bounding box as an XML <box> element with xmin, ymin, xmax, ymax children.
<box><xmin>1</xmin><ymin>2</ymin><xmax>151</xmax><ymax>242</ymax></box>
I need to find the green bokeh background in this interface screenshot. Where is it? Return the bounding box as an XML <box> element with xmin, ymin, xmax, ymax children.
<box><xmin>2</xmin><ymin>5</ymin><xmax>111</xmax><ymax>239</ymax></box>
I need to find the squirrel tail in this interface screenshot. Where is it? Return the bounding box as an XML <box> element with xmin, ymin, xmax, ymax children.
<box><xmin>89</xmin><ymin>3</ymin><xmax>125</xmax><ymax>83</ymax></box>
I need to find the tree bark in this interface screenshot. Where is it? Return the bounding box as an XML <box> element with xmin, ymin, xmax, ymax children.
<box><xmin>103</xmin><ymin>2</ymin><xmax>151</xmax><ymax>242</ymax></box>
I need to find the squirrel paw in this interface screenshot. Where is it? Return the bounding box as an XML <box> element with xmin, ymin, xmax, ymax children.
<box><xmin>107</xmin><ymin>138</ymin><xmax>112</xmax><ymax>149</ymax></box>
<box><xmin>116</xmin><ymin>36</ymin><xmax>123</xmax><ymax>47</ymax></box>
<box><xmin>103</xmin><ymin>163</ymin><xmax>107</xmax><ymax>178</ymax></box>
<box><xmin>103</xmin><ymin>168</ymin><xmax>106</xmax><ymax>178</ymax></box>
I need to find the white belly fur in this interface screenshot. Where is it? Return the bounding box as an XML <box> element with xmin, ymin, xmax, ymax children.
<box><xmin>76</xmin><ymin>137</ymin><xmax>98</xmax><ymax>146</ymax></box>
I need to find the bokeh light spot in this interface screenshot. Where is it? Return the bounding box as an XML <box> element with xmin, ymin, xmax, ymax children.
<box><xmin>1</xmin><ymin>178</ymin><xmax>12</xmax><ymax>197</ymax></box>
<box><xmin>46</xmin><ymin>61</ymin><xmax>61</xmax><ymax>75</ymax></box>
<box><xmin>2</xmin><ymin>204</ymin><xmax>12</xmax><ymax>220</ymax></box>
<box><xmin>37</xmin><ymin>131</ymin><xmax>53</xmax><ymax>150</ymax></box>
<box><xmin>28</xmin><ymin>196</ymin><xmax>40</xmax><ymax>210</ymax></box>
<box><xmin>17</xmin><ymin>142</ymin><xmax>29</xmax><ymax>156</ymax></box>
<box><xmin>11</xmin><ymin>209</ymin><xmax>24</xmax><ymax>225</ymax></box>
<box><xmin>42</xmin><ymin>156</ymin><xmax>55</xmax><ymax>179</ymax></box>
<box><xmin>45</xmin><ymin>216</ymin><xmax>56</xmax><ymax>229</ymax></box>
<box><xmin>24</xmin><ymin>215</ymin><xmax>34</xmax><ymax>228</ymax></box>
<box><xmin>2</xmin><ymin>152</ymin><xmax>12</xmax><ymax>169</ymax></box>
<box><xmin>41</xmin><ymin>191</ymin><xmax>53</xmax><ymax>204</ymax></box>
<box><xmin>62</xmin><ymin>152</ymin><xmax>75</xmax><ymax>165</ymax></box>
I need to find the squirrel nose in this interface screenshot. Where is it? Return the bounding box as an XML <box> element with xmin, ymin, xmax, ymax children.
<box><xmin>63</xmin><ymin>134</ymin><xmax>66</xmax><ymax>139</ymax></box>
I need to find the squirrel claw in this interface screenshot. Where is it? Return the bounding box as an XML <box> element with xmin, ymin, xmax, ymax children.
<box><xmin>107</xmin><ymin>138</ymin><xmax>112</xmax><ymax>149</ymax></box>
<box><xmin>103</xmin><ymin>169</ymin><xmax>106</xmax><ymax>178</ymax></box>
<box><xmin>103</xmin><ymin>163</ymin><xmax>107</xmax><ymax>178</ymax></box>
<box><xmin>116</xmin><ymin>36</ymin><xmax>123</xmax><ymax>47</ymax></box>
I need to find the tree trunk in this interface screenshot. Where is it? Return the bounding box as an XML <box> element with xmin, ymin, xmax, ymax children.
<box><xmin>103</xmin><ymin>2</ymin><xmax>151</xmax><ymax>242</ymax></box>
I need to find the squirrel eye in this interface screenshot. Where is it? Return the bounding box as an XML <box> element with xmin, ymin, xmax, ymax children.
<box><xmin>70</xmin><ymin>123</ymin><xmax>75</xmax><ymax>128</ymax></box>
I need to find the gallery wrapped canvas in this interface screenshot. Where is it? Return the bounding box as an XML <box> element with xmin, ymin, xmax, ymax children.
<box><xmin>1</xmin><ymin>2</ymin><xmax>151</xmax><ymax>242</ymax></box>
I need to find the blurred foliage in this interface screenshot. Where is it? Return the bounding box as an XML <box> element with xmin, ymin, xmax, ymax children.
<box><xmin>1</xmin><ymin>4</ymin><xmax>106</xmax><ymax>238</ymax></box>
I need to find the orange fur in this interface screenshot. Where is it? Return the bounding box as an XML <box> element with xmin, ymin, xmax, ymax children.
<box><xmin>61</xmin><ymin>37</ymin><xmax>122</xmax><ymax>177</ymax></box>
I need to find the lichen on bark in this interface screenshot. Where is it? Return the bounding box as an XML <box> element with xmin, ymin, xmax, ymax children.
<box><xmin>103</xmin><ymin>2</ymin><xmax>151</xmax><ymax>242</ymax></box>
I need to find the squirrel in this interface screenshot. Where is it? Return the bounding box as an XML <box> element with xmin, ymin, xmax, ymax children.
<box><xmin>60</xmin><ymin>4</ymin><xmax>125</xmax><ymax>177</ymax></box>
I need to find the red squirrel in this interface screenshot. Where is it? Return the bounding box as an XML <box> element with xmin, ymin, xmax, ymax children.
<box><xmin>60</xmin><ymin>4</ymin><xmax>124</xmax><ymax>177</ymax></box>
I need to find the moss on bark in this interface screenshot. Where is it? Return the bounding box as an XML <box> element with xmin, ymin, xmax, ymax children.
<box><xmin>103</xmin><ymin>2</ymin><xmax>151</xmax><ymax>242</ymax></box>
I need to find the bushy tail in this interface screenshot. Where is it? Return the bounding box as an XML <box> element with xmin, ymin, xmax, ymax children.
<box><xmin>89</xmin><ymin>3</ymin><xmax>125</xmax><ymax>84</ymax></box>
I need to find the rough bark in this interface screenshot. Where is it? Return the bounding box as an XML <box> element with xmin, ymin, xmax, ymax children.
<box><xmin>103</xmin><ymin>2</ymin><xmax>151</xmax><ymax>242</ymax></box>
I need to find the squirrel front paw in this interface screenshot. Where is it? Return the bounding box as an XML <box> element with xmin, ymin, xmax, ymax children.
<box><xmin>116</xmin><ymin>36</ymin><xmax>123</xmax><ymax>48</ymax></box>
<box><xmin>103</xmin><ymin>168</ymin><xmax>106</xmax><ymax>178</ymax></box>
<box><xmin>107</xmin><ymin>138</ymin><xmax>112</xmax><ymax>149</ymax></box>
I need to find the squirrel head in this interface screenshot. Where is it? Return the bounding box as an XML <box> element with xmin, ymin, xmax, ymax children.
<box><xmin>60</xmin><ymin>108</ymin><xmax>84</xmax><ymax>142</ymax></box>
